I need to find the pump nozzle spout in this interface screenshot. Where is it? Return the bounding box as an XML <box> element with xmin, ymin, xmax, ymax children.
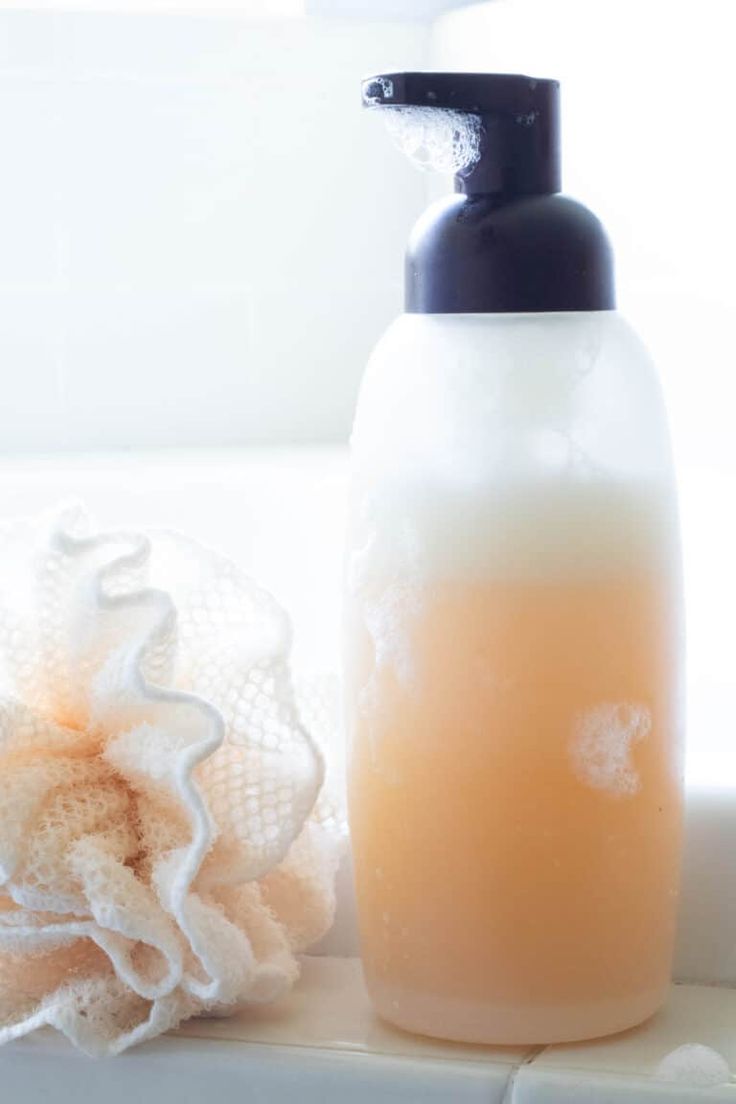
<box><xmin>362</xmin><ymin>71</ymin><xmax>561</xmax><ymax>199</ymax></box>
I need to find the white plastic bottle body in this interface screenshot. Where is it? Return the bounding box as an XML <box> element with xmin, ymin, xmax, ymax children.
<box><xmin>345</xmin><ymin>311</ymin><xmax>683</xmax><ymax>1045</ymax></box>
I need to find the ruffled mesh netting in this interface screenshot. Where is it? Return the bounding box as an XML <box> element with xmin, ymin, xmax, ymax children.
<box><xmin>0</xmin><ymin>507</ymin><xmax>344</xmax><ymax>1055</ymax></box>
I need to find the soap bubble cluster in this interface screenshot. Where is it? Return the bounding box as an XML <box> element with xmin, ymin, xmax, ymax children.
<box><xmin>383</xmin><ymin>106</ymin><xmax>482</xmax><ymax>176</ymax></box>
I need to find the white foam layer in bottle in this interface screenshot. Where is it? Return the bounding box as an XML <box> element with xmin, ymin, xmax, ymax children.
<box><xmin>349</xmin><ymin>311</ymin><xmax>679</xmax><ymax>589</ymax></box>
<box><xmin>348</xmin><ymin>477</ymin><xmax>677</xmax><ymax>593</ymax></box>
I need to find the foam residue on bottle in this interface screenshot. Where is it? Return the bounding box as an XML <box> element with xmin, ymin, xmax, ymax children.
<box><xmin>383</xmin><ymin>106</ymin><xmax>482</xmax><ymax>175</ymax></box>
<box><xmin>570</xmin><ymin>703</ymin><xmax>652</xmax><ymax>797</ymax></box>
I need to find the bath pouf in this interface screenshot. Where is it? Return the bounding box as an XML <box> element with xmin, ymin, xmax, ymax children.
<box><xmin>0</xmin><ymin>506</ymin><xmax>343</xmax><ymax>1055</ymax></box>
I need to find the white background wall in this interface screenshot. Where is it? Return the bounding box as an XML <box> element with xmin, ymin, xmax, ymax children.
<box><xmin>0</xmin><ymin>6</ymin><xmax>430</xmax><ymax>451</ymax></box>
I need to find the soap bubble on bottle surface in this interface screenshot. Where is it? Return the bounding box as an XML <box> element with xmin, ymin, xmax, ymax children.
<box><xmin>570</xmin><ymin>702</ymin><xmax>651</xmax><ymax>797</ymax></box>
<box><xmin>362</xmin><ymin>580</ymin><xmax>424</xmax><ymax>692</ymax></box>
<box><xmin>383</xmin><ymin>107</ymin><xmax>483</xmax><ymax>176</ymax></box>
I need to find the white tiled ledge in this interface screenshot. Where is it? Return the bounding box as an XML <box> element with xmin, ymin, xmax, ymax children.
<box><xmin>2</xmin><ymin>957</ymin><xmax>734</xmax><ymax>1103</ymax></box>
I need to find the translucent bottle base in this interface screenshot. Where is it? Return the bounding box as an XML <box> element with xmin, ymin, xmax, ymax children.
<box><xmin>367</xmin><ymin>977</ymin><xmax>667</xmax><ymax>1046</ymax></box>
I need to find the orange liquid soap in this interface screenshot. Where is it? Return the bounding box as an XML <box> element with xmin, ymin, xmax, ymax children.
<box><xmin>346</xmin><ymin>501</ymin><xmax>683</xmax><ymax>1044</ymax></box>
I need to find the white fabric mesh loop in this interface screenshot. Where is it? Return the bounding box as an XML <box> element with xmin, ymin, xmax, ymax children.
<box><xmin>0</xmin><ymin>507</ymin><xmax>344</xmax><ymax>1056</ymax></box>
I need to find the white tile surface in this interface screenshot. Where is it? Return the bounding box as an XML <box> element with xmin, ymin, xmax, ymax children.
<box><xmin>1</xmin><ymin>958</ymin><xmax>735</xmax><ymax>1102</ymax></box>
<box><xmin>0</xmin><ymin>1032</ymin><xmax>512</xmax><ymax>1104</ymax></box>
<box><xmin>676</xmin><ymin>788</ymin><xmax>736</xmax><ymax>985</ymax></box>
<box><xmin>177</xmin><ymin>955</ymin><xmax>531</xmax><ymax>1069</ymax></box>
<box><xmin>516</xmin><ymin>983</ymin><xmax>736</xmax><ymax>1102</ymax></box>
<box><xmin>0</xmin><ymin>958</ymin><xmax>529</xmax><ymax>1104</ymax></box>
<box><xmin>530</xmin><ymin>984</ymin><xmax>736</xmax><ymax>1074</ymax></box>
<box><xmin>513</xmin><ymin>1069</ymin><xmax>736</xmax><ymax>1104</ymax></box>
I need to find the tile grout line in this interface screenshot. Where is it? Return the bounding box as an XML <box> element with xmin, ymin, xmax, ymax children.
<box><xmin>501</xmin><ymin>1046</ymin><xmax>547</xmax><ymax>1104</ymax></box>
<box><xmin>675</xmin><ymin>978</ymin><xmax>736</xmax><ymax>991</ymax></box>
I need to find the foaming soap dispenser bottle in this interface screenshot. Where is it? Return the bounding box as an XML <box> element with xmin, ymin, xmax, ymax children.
<box><xmin>345</xmin><ymin>73</ymin><xmax>684</xmax><ymax>1045</ymax></box>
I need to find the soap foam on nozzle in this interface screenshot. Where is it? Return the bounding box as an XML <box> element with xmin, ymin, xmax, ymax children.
<box><xmin>383</xmin><ymin>107</ymin><xmax>482</xmax><ymax>176</ymax></box>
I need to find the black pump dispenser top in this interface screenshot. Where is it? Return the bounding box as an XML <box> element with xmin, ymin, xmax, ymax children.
<box><xmin>362</xmin><ymin>72</ymin><xmax>615</xmax><ymax>314</ymax></box>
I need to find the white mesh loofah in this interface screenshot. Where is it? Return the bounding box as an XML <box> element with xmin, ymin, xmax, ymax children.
<box><xmin>0</xmin><ymin>506</ymin><xmax>344</xmax><ymax>1056</ymax></box>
